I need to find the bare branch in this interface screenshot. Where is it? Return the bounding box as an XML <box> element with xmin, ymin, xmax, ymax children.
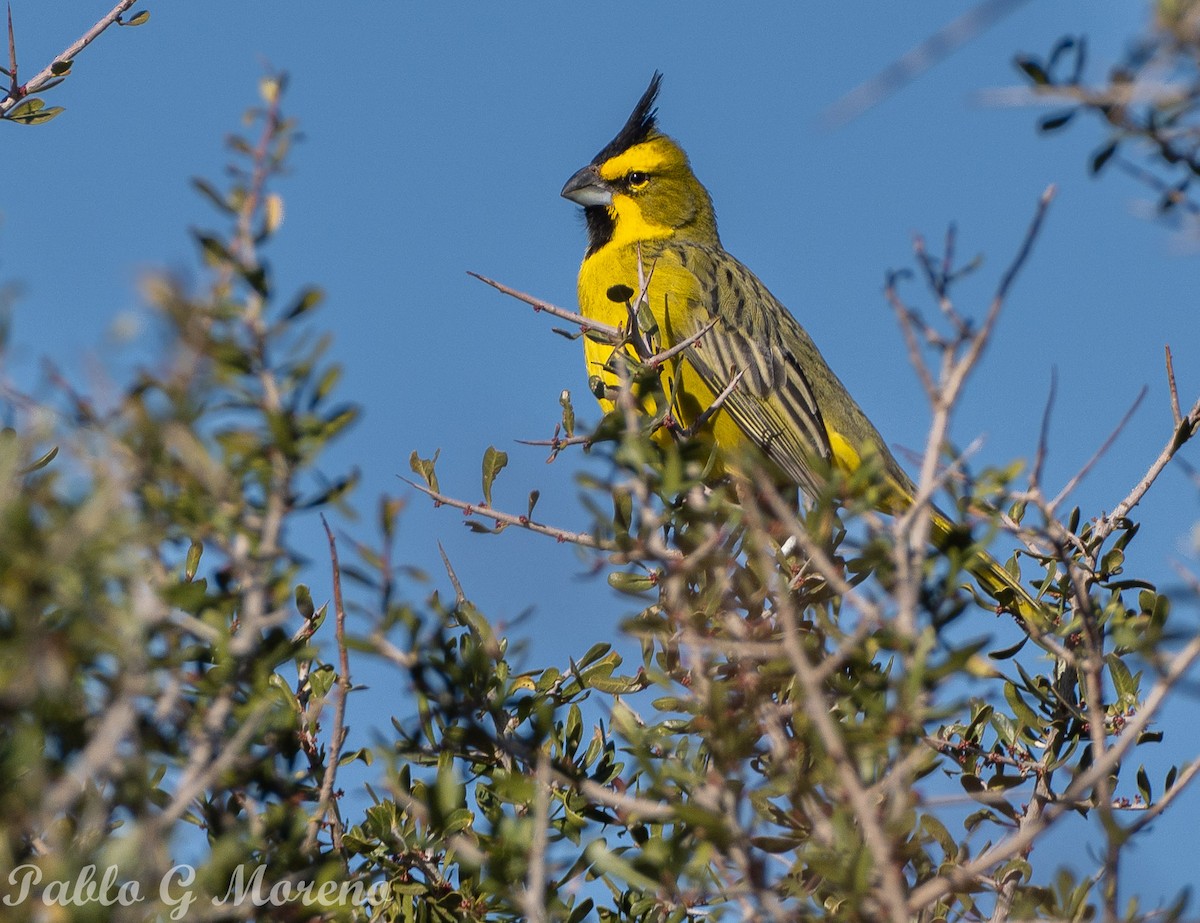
<box><xmin>647</xmin><ymin>317</ymin><xmax>718</xmax><ymax>368</ymax></box>
<box><xmin>399</xmin><ymin>474</ymin><xmax>642</xmax><ymax>555</ymax></box>
<box><xmin>469</xmin><ymin>272</ymin><xmax>622</xmax><ymax>343</ymax></box>
<box><xmin>1166</xmin><ymin>345</ymin><xmax>1182</xmax><ymax>427</ymax></box>
<box><xmin>1099</xmin><ymin>394</ymin><xmax>1200</xmax><ymax>537</ymax></box>
<box><xmin>1047</xmin><ymin>386</ymin><xmax>1147</xmax><ymax>515</ymax></box>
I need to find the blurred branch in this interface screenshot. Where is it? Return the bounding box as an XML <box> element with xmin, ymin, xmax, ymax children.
<box><xmin>822</xmin><ymin>0</ymin><xmax>1031</xmax><ymax>128</ymax></box>
<box><xmin>303</xmin><ymin>515</ymin><xmax>351</xmax><ymax>854</ymax></box>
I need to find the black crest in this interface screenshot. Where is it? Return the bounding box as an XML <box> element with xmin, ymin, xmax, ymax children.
<box><xmin>591</xmin><ymin>72</ymin><xmax>663</xmax><ymax>166</ymax></box>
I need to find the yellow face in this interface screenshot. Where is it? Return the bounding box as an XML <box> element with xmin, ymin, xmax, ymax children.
<box><xmin>563</xmin><ymin>134</ymin><xmax>718</xmax><ymax>252</ymax></box>
<box><xmin>595</xmin><ymin>137</ymin><xmax>704</xmax><ymax>249</ymax></box>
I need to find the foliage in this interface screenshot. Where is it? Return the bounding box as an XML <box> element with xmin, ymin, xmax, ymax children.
<box><xmin>0</xmin><ymin>76</ymin><xmax>371</xmax><ymax>920</ymax></box>
<box><xmin>392</xmin><ymin>213</ymin><xmax>1200</xmax><ymax>921</ymax></box>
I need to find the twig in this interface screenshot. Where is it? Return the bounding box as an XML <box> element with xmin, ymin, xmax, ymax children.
<box><xmin>1099</xmin><ymin>394</ymin><xmax>1200</xmax><ymax>537</ymax></box>
<box><xmin>0</xmin><ymin>1</ymin><xmax>139</xmax><ymax>115</ymax></box>
<box><xmin>1047</xmin><ymin>386</ymin><xmax>1146</xmax><ymax>515</ymax></box>
<box><xmin>885</xmin><ymin>277</ymin><xmax>938</xmax><ymax>400</ymax></box>
<box><xmin>437</xmin><ymin>540</ymin><xmax>468</xmax><ymax>607</ymax></box>
<box><xmin>1031</xmin><ymin>367</ymin><xmax>1057</xmax><ymax>491</ymax></box>
<box><xmin>6</xmin><ymin>6</ymin><xmax>16</xmax><ymax>96</ymax></box>
<box><xmin>995</xmin><ymin>185</ymin><xmax>1055</xmax><ymax>306</ymax></box>
<box><xmin>399</xmin><ymin>474</ymin><xmax>621</xmax><ymax>553</ymax></box>
<box><xmin>683</xmin><ymin>367</ymin><xmax>747</xmax><ymax>437</ymax></box>
<box><xmin>647</xmin><ymin>317</ymin><xmax>718</xmax><ymax>368</ymax></box>
<box><xmin>469</xmin><ymin>272</ymin><xmax>622</xmax><ymax>343</ymax></box>
<box><xmin>516</xmin><ymin>432</ymin><xmax>592</xmax><ymax>449</ymax></box>
<box><xmin>1166</xmin><ymin>346</ymin><xmax>1182</xmax><ymax>427</ymax></box>
<box><xmin>304</xmin><ymin>515</ymin><xmax>351</xmax><ymax>854</ymax></box>
<box><xmin>1126</xmin><ymin>760</ymin><xmax>1200</xmax><ymax>835</ymax></box>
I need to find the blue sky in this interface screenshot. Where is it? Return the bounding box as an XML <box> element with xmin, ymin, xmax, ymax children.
<box><xmin>4</xmin><ymin>1</ymin><xmax>1199</xmax><ymax>909</ymax></box>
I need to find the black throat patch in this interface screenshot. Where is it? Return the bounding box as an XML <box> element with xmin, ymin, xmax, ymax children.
<box><xmin>583</xmin><ymin>206</ymin><xmax>615</xmax><ymax>256</ymax></box>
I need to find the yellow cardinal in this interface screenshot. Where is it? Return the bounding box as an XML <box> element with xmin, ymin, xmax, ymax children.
<box><xmin>561</xmin><ymin>73</ymin><xmax>1041</xmax><ymax>621</ymax></box>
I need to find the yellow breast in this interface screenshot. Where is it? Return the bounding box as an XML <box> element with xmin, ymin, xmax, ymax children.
<box><xmin>576</xmin><ymin>243</ymin><xmax>755</xmax><ymax>473</ymax></box>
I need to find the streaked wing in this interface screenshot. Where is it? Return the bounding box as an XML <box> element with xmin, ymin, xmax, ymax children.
<box><xmin>672</xmin><ymin>247</ymin><xmax>832</xmax><ymax>495</ymax></box>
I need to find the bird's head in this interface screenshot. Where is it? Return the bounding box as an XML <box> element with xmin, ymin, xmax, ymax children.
<box><xmin>561</xmin><ymin>73</ymin><xmax>719</xmax><ymax>255</ymax></box>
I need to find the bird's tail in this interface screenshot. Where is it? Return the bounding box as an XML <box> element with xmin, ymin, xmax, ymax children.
<box><xmin>926</xmin><ymin>506</ymin><xmax>1048</xmax><ymax>627</ymax></box>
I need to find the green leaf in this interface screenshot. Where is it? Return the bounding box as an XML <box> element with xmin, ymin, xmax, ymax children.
<box><xmin>1106</xmin><ymin>653</ymin><xmax>1139</xmax><ymax>705</ymax></box>
<box><xmin>191</xmin><ymin>178</ymin><xmax>232</xmax><ymax>213</ymax></box>
<box><xmin>20</xmin><ymin>445</ymin><xmax>58</xmax><ymax>473</ymax></box>
<box><xmin>998</xmin><ymin>857</ymin><xmax>1033</xmax><ymax>884</ymax></box>
<box><xmin>295</xmin><ymin>584</ymin><xmax>315</xmax><ymax>620</ymax></box>
<box><xmin>989</xmin><ymin>637</ymin><xmax>1028</xmax><ymax>660</ymax></box>
<box><xmin>409</xmin><ymin>449</ymin><xmax>440</xmax><ymax>493</ymax></box>
<box><xmin>284</xmin><ymin>286</ymin><xmax>325</xmax><ymax>319</ymax></box>
<box><xmin>6</xmin><ymin>98</ymin><xmax>65</xmax><ymax>125</ymax></box>
<box><xmin>920</xmin><ymin>814</ymin><xmax>957</xmax><ymax>858</ymax></box>
<box><xmin>577</xmin><ymin>643</ymin><xmax>612</xmax><ymax>669</ymax></box>
<box><xmin>750</xmin><ymin>835</ymin><xmax>803</xmax><ymax>854</ymax></box>
<box><xmin>1100</xmin><ymin>547</ymin><xmax>1125</xmax><ymax>577</ymax></box>
<box><xmin>50</xmin><ymin>59</ymin><xmax>73</xmax><ymax>76</ymax></box>
<box><xmin>195</xmin><ymin>233</ymin><xmax>233</xmax><ymax>266</ymax></box>
<box><xmin>612</xmin><ymin>489</ymin><xmax>633</xmax><ymax>535</ymax></box>
<box><xmin>1038</xmin><ymin>110</ymin><xmax>1076</xmax><ymax>133</ymax></box>
<box><xmin>584</xmin><ymin>841</ymin><xmax>658</xmax><ymax>891</ymax></box>
<box><xmin>435</xmin><ymin>750</ymin><xmax>465</xmax><ymax>818</ymax></box>
<box><xmin>560</xmin><ymin>389</ymin><xmax>576</xmax><ymax>437</ymax></box>
<box><xmin>1014</xmin><ymin>55</ymin><xmax>1049</xmax><ymax>85</ymax></box>
<box><xmin>481</xmin><ymin>445</ymin><xmax>508</xmax><ymax>507</ymax></box>
<box><xmin>527</xmin><ymin>489</ymin><xmax>540</xmax><ymax>520</ymax></box>
<box><xmin>1004</xmin><ymin>681</ymin><xmax>1042</xmax><ymax>732</ymax></box>
<box><xmin>1136</xmin><ymin>764</ymin><xmax>1151</xmax><ymax>804</ymax></box>
<box><xmin>607</xmin><ymin>570</ymin><xmax>657</xmax><ymax>595</ymax></box>
<box><xmin>185</xmin><ymin>541</ymin><xmax>203</xmax><ymax>582</ymax></box>
<box><xmin>585</xmin><ymin>671</ymin><xmax>646</xmax><ymax>695</ymax></box>
<box><xmin>1091</xmin><ymin>140</ymin><xmax>1118</xmax><ymax>175</ymax></box>
<box><xmin>121</xmin><ymin>9</ymin><xmax>151</xmax><ymax>26</ymax></box>
<box><xmin>309</xmin><ymin>665</ymin><xmax>335</xmax><ymax>698</ymax></box>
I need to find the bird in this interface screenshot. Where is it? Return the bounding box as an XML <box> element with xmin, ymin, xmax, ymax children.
<box><xmin>560</xmin><ymin>72</ymin><xmax>1042</xmax><ymax>622</ymax></box>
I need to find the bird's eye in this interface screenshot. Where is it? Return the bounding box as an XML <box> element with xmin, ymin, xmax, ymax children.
<box><xmin>627</xmin><ymin>171</ymin><xmax>650</xmax><ymax>189</ymax></box>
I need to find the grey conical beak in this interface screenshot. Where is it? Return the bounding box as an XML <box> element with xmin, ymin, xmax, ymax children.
<box><xmin>561</xmin><ymin>165</ymin><xmax>613</xmax><ymax>207</ymax></box>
